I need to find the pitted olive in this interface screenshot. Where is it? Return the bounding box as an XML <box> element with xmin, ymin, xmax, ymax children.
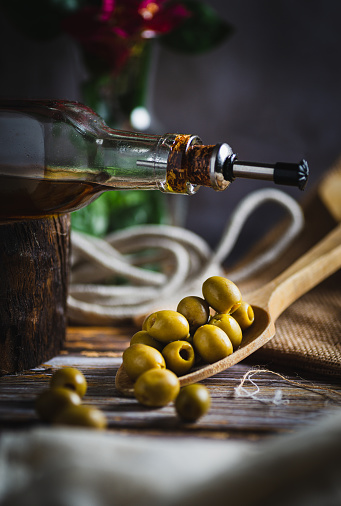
<box><xmin>54</xmin><ymin>405</ymin><xmax>107</xmax><ymax>429</ymax></box>
<box><xmin>193</xmin><ymin>324</ymin><xmax>233</xmax><ymax>363</ymax></box>
<box><xmin>50</xmin><ymin>367</ymin><xmax>87</xmax><ymax>398</ymax></box>
<box><xmin>209</xmin><ymin>313</ymin><xmax>243</xmax><ymax>349</ymax></box>
<box><xmin>177</xmin><ymin>296</ymin><xmax>210</xmax><ymax>333</ymax></box>
<box><xmin>122</xmin><ymin>343</ymin><xmax>165</xmax><ymax>381</ymax></box>
<box><xmin>134</xmin><ymin>368</ymin><xmax>180</xmax><ymax>407</ymax></box>
<box><xmin>202</xmin><ymin>276</ymin><xmax>242</xmax><ymax>314</ymax></box>
<box><xmin>145</xmin><ymin>310</ymin><xmax>189</xmax><ymax>343</ymax></box>
<box><xmin>35</xmin><ymin>387</ymin><xmax>81</xmax><ymax>423</ymax></box>
<box><xmin>130</xmin><ymin>330</ymin><xmax>164</xmax><ymax>351</ymax></box>
<box><xmin>231</xmin><ymin>301</ymin><xmax>255</xmax><ymax>330</ymax></box>
<box><xmin>175</xmin><ymin>384</ymin><xmax>211</xmax><ymax>422</ymax></box>
<box><xmin>162</xmin><ymin>340</ymin><xmax>195</xmax><ymax>376</ymax></box>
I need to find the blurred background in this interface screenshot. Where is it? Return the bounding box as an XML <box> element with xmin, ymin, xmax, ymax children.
<box><xmin>0</xmin><ymin>0</ymin><xmax>340</xmax><ymax>265</ymax></box>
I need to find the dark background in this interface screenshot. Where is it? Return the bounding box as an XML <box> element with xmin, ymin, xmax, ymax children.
<box><xmin>1</xmin><ymin>0</ymin><xmax>340</xmax><ymax>263</ymax></box>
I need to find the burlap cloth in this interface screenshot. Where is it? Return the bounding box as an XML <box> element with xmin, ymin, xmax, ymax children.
<box><xmin>235</xmin><ymin>161</ymin><xmax>341</xmax><ymax>378</ymax></box>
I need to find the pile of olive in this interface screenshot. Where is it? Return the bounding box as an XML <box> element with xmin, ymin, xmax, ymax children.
<box><xmin>35</xmin><ymin>367</ymin><xmax>107</xmax><ymax>430</ymax></box>
<box><xmin>122</xmin><ymin>275</ymin><xmax>254</xmax><ymax>418</ymax></box>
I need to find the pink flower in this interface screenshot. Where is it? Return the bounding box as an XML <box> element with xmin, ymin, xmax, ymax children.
<box><xmin>63</xmin><ymin>1</ymin><xmax>191</xmax><ymax>72</ymax></box>
<box><xmin>100</xmin><ymin>0</ymin><xmax>116</xmax><ymax>21</ymax></box>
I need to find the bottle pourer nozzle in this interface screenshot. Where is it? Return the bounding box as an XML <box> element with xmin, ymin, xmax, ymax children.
<box><xmin>224</xmin><ymin>154</ymin><xmax>309</xmax><ymax>190</ymax></box>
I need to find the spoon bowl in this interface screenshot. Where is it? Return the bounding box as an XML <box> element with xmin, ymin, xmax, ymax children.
<box><xmin>115</xmin><ymin>223</ymin><xmax>341</xmax><ymax>396</ymax></box>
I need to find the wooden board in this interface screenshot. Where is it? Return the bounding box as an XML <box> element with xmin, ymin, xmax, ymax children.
<box><xmin>0</xmin><ymin>326</ymin><xmax>340</xmax><ymax>441</ymax></box>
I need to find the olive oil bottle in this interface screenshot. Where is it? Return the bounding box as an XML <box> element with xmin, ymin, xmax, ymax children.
<box><xmin>0</xmin><ymin>100</ymin><xmax>309</xmax><ymax>221</ymax></box>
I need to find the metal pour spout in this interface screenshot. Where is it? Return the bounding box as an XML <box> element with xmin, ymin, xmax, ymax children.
<box><xmin>225</xmin><ymin>154</ymin><xmax>309</xmax><ymax>191</ymax></box>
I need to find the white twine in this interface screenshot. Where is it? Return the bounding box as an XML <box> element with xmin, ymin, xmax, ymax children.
<box><xmin>234</xmin><ymin>368</ymin><xmax>341</xmax><ymax>405</ymax></box>
<box><xmin>225</xmin><ymin>189</ymin><xmax>304</xmax><ymax>282</ymax></box>
<box><xmin>68</xmin><ymin>188</ymin><xmax>304</xmax><ymax>324</ymax></box>
<box><xmin>234</xmin><ymin>369</ymin><xmax>289</xmax><ymax>405</ymax></box>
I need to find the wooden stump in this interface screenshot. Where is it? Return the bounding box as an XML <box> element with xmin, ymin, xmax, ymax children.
<box><xmin>0</xmin><ymin>215</ymin><xmax>70</xmax><ymax>375</ymax></box>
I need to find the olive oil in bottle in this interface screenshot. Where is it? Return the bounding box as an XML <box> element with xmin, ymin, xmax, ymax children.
<box><xmin>0</xmin><ymin>100</ymin><xmax>309</xmax><ymax>222</ymax></box>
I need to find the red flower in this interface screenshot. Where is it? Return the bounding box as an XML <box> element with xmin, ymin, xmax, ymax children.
<box><xmin>100</xmin><ymin>0</ymin><xmax>116</xmax><ymax>21</ymax></box>
<box><xmin>63</xmin><ymin>1</ymin><xmax>190</xmax><ymax>72</ymax></box>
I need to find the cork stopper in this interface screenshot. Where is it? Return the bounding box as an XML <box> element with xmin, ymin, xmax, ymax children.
<box><xmin>166</xmin><ymin>136</ymin><xmax>233</xmax><ymax>193</ymax></box>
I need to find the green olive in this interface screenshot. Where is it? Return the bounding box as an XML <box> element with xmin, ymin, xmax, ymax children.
<box><xmin>175</xmin><ymin>384</ymin><xmax>211</xmax><ymax>422</ymax></box>
<box><xmin>122</xmin><ymin>343</ymin><xmax>166</xmax><ymax>381</ymax></box>
<box><xmin>134</xmin><ymin>368</ymin><xmax>180</xmax><ymax>407</ymax></box>
<box><xmin>231</xmin><ymin>301</ymin><xmax>255</xmax><ymax>330</ymax></box>
<box><xmin>182</xmin><ymin>333</ymin><xmax>203</xmax><ymax>364</ymax></box>
<box><xmin>193</xmin><ymin>324</ymin><xmax>233</xmax><ymax>363</ymax></box>
<box><xmin>130</xmin><ymin>330</ymin><xmax>164</xmax><ymax>352</ymax></box>
<box><xmin>54</xmin><ymin>405</ymin><xmax>107</xmax><ymax>430</ymax></box>
<box><xmin>35</xmin><ymin>387</ymin><xmax>81</xmax><ymax>422</ymax></box>
<box><xmin>162</xmin><ymin>341</ymin><xmax>195</xmax><ymax>376</ymax></box>
<box><xmin>202</xmin><ymin>276</ymin><xmax>242</xmax><ymax>314</ymax></box>
<box><xmin>142</xmin><ymin>312</ymin><xmax>155</xmax><ymax>331</ymax></box>
<box><xmin>177</xmin><ymin>296</ymin><xmax>210</xmax><ymax>333</ymax></box>
<box><xmin>209</xmin><ymin>313</ymin><xmax>243</xmax><ymax>349</ymax></box>
<box><xmin>145</xmin><ymin>310</ymin><xmax>189</xmax><ymax>343</ymax></box>
<box><xmin>50</xmin><ymin>367</ymin><xmax>87</xmax><ymax>398</ymax></box>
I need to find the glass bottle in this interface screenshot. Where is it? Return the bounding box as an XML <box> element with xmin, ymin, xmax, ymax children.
<box><xmin>0</xmin><ymin>99</ymin><xmax>309</xmax><ymax>221</ymax></box>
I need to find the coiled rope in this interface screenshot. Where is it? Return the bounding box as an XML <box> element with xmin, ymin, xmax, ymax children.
<box><xmin>68</xmin><ymin>188</ymin><xmax>304</xmax><ymax>324</ymax></box>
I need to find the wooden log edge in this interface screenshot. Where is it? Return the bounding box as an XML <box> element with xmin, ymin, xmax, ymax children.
<box><xmin>0</xmin><ymin>214</ymin><xmax>70</xmax><ymax>375</ymax></box>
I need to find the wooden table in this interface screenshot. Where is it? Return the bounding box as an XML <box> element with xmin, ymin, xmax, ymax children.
<box><xmin>1</xmin><ymin>325</ymin><xmax>340</xmax><ymax>441</ymax></box>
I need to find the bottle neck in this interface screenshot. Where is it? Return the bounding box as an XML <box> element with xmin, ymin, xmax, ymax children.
<box><xmin>100</xmin><ymin>130</ymin><xmax>230</xmax><ymax>194</ymax></box>
<box><xmin>95</xmin><ymin>130</ymin><xmax>170</xmax><ymax>190</ymax></box>
<box><xmin>115</xmin><ymin>132</ymin><xmax>233</xmax><ymax>194</ymax></box>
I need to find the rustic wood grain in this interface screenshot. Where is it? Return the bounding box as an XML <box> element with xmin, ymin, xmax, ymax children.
<box><xmin>0</xmin><ymin>326</ymin><xmax>340</xmax><ymax>440</ymax></box>
<box><xmin>0</xmin><ymin>215</ymin><xmax>70</xmax><ymax>375</ymax></box>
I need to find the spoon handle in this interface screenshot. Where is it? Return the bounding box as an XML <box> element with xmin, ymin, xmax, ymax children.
<box><xmin>265</xmin><ymin>223</ymin><xmax>341</xmax><ymax>320</ymax></box>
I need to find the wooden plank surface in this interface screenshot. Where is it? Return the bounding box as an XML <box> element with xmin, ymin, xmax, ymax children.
<box><xmin>0</xmin><ymin>326</ymin><xmax>340</xmax><ymax>441</ymax></box>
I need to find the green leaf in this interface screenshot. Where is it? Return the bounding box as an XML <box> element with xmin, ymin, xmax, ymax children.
<box><xmin>160</xmin><ymin>1</ymin><xmax>234</xmax><ymax>54</ymax></box>
<box><xmin>71</xmin><ymin>190</ymin><xmax>167</xmax><ymax>237</ymax></box>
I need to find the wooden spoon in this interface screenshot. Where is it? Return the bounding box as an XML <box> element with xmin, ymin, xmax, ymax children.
<box><xmin>115</xmin><ymin>222</ymin><xmax>341</xmax><ymax>396</ymax></box>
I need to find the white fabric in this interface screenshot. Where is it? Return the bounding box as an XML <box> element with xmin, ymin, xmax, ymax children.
<box><xmin>0</xmin><ymin>409</ymin><xmax>341</xmax><ymax>506</ymax></box>
<box><xmin>68</xmin><ymin>189</ymin><xmax>304</xmax><ymax>324</ymax></box>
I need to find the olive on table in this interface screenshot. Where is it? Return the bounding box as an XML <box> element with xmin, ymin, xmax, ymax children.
<box><xmin>175</xmin><ymin>384</ymin><xmax>211</xmax><ymax>422</ymax></box>
<box><xmin>123</xmin><ymin>343</ymin><xmax>166</xmax><ymax>381</ymax></box>
<box><xmin>54</xmin><ymin>404</ymin><xmax>107</xmax><ymax>430</ymax></box>
<box><xmin>202</xmin><ymin>276</ymin><xmax>242</xmax><ymax>314</ymax></box>
<box><xmin>145</xmin><ymin>310</ymin><xmax>189</xmax><ymax>343</ymax></box>
<box><xmin>130</xmin><ymin>330</ymin><xmax>164</xmax><ymax>352</ymax></box>
<box><xmin>35</xmin><ymin>387</ymin><xmax>81</xmax><ymax>423</ymax></box>
<box><xmin>134</xmin><ymin>368</ymin><xmax>180</xmax><ymax>407</ymax></box>
<box><xmin>209</xmin><ymin>313</ymin><xmax>243</xmax><ymax>349</ymax></box>
<box><xmin>231</xmin><ymin>301</ymin><xmax>255</xmax><ymax>330</ymax></box>
<box><xmin>193</xmin><ymin>324</ymin><xmax>233</xmax><ymax>363</ymax></box>
<box><xmin>162</xmin><ymin>340</ymin><xmax>195</xmax><ymax>376</ymax></box>
<box><xmin>177</xmin><ymin>296</ymin><xmax>210</xmax><ymax>333</ymax></box>
<box><xmin>50</xmin><ymin>367</ymin><xmax>87</xmax><ymax>398</ymax></box>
